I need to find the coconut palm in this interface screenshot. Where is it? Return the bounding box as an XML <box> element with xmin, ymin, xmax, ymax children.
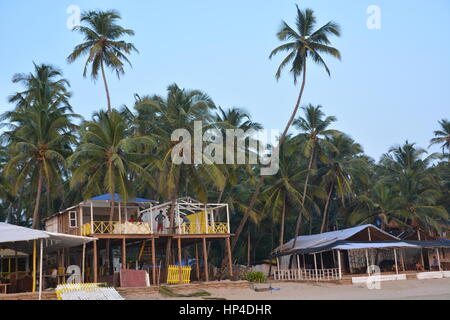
<box><xmin>68</xmin><ymin>110</ymin><xmax>153</xmax><ymax>219</ymax></box>
<box><xmin>233</xmin><ymin>5</ymin><xmax>341</xmax><ymax>252</ymax></box>
<box><xmin>8</xmin><ymin>63</ymin><xmax>72</xmax><ymax>112</ymax></box>
<box><xmin>292</xmin><ymin>105</ymin><xmax>339</xmax><ymax>239</ymax></box>
<box><xmin>67</xmin><ymin>10</ymin><xmax>138</xmax><ymax>113</ymax></box>
<box><xmin>2</xmin><ymin>104</ymin><xmax>78</xmax><ymax>229</ymax></box>
<box><xmin>430</xmin><ymin>119</ymin><xmax>450</xmax><ymax>157</ymax></box>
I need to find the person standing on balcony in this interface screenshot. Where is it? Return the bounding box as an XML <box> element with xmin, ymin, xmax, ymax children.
<box><xmin>155</xmin><ymin>210</ymin><xmax>166</xmax><ymax>233</ymax></box>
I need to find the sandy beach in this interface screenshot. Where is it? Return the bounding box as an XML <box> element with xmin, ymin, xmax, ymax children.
<box><xmin>122</xmin><ymin>278</ymin><xmax>450</xmax><ymax>300</ymax></box>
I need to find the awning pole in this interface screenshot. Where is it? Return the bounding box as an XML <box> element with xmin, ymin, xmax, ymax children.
<box><xmin>32</xmin><ymin>240</ymin><xmax>36</xmax><ymax>292</ymax></box>
<box><xmin>337</xmin><ymin>250</ymin><xmax>342</xmax><ymax>280</ymax></box>
<box><xmin>90</xmin><ymin>201</ymin><xmax>94</xmax><ymax>234</ymax></box>
<box><xmin>313</xmin><ymin>253</ymin><xmax>318</xmax><ymax>280</ymax></box>
<box><xmin>82</xmin><ymin>243</ymin><xmax>86</xmax><ymax>283</ymax></box>
<box><xmin>38</xmin><ymin>239</ymin><xmax>43</xmax><ymax>300</ymax></box>
<box><xmin>276</xmin><ymin>257</ymin><xmax>280</xmax><ymax>272</ymax></box>
<box><xmin>365</xmin><ymin>249</ymin><xmax>370</xmax><ymax>275</ymax></box>
<box><xmin>394</xmin><ymin>248</ymin><xmax>399</xmax><ymax>275</ymax></box>
<box><xmin>436</xmin><ymin>248</ymin><xmax>442</xmax><ymax>272</ymax></box>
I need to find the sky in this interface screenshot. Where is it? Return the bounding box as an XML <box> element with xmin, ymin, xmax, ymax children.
<box><xmin>0</xmin><ymin>0</ymin><xmax>449</xmax><ymax>161</ymax></box>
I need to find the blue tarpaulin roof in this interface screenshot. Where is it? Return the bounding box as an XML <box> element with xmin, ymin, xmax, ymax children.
<box><xmin>90</xmin><ymin>193</ymin><xmax>156</xmax><ymax>203</ymax></box>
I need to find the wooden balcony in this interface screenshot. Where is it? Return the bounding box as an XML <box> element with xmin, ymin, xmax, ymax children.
<box><xmin>81</xmin><ymin>221</ymin><xmax>230</xmax><ymax>236</ymax></box>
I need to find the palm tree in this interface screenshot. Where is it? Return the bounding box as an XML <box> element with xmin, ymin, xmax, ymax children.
<box><xmin>131</xmin><ymin>84</ymin><xmax>225</xmax><ymax>266</ymax></box>
<box><xmin>233</xmin><ymin>5</ymin><xmax>341</xmax><ymax>252</ymax></box>
<box><xmin>2</xmin><ymin>64</ymin><xmax>77</xmax><ymax>229</ymax></box>
<box><xmin>318</xmin><ymin>133</ymin><xmax>363</xmax><ymax>233</ymax></box>
<box><xmin>8</xmin><ymin>63</ymin><xmax>72</xmax><ymax>112</ymax></box>
<box><xmin>379</xmin><ymin>142</ymin><xmax>448</xmax><ymax>233</ymax></box>
<box><xmin>430</xmin><ymin>119</ymin><xmax>450</xmax><ymax>157</ymax></box>
<box><xmin>68</xmin><ymin>110</ymin><xmax>153</xmax><ymax>219</ymax></box>
<box><xmin>67</xmin><ymin>10</ymin><xmax>138</xmax><ymax>113</ymax></box>
<box><xmin>292</xmin><ymin>105</ymin><xmax>338</xmax><ymax>238</ymax></box>
<box><xmin>2</xmin><ymin>104</ymin><xmax>78</xmax><ymax>229</ymax></box>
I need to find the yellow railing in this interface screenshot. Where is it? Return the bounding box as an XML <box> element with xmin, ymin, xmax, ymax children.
<box><xmin>82</xmin><ymin>222</ymin><xmax>152</xmax><ymax>236</ymax></box>
<box><xmin>181</xmin><ymin>222</ymin><xmax>229</xmax><ymax>234</ymax></box>
<box><xmin>82</xmin><ymin>221</ymin><xmax>229</xmax><ymax>236</ymax></box>
<box><xmin>167</xmin><ymin>265</ymin><xmax>191</xmax><ymax>284</ymax></box>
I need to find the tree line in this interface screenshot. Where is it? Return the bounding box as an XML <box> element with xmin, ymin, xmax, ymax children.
<box><xmin>1</xmin><ymin>7</ymin><xmax>449</xmax><ymax>265</ymax></box>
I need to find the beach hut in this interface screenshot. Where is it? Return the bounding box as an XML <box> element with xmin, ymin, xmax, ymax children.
<box><xmin>271</xmin><ymin>224</ymin><xmax>450</xmax><ymax>282</ymax></box>
<box><xmin>0</xmin><ymin>222</ymin><xmax>94</xmax><ymax>298</ymax></box>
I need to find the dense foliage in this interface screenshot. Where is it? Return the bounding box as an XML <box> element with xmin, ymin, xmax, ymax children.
<box><xmin>1</xmin><ymin>7</ymin><xmax>448</xmax><ymax>266</ymax></box>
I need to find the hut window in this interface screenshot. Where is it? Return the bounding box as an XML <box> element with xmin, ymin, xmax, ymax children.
<box><xmin>69</xmin><ymin>211</ymin><xmax>78</xmax><ymax>228</ymax></box>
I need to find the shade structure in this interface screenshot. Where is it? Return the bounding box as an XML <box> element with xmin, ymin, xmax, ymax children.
<box><xmin>0</xmin><ymin>222</ymin><xmax>49</xmax><ymax>244</ymax></box>
<box><xmin>0</xmin><ymin>222</ymin><xmax>95</xmax><ymax>254</ymax></box>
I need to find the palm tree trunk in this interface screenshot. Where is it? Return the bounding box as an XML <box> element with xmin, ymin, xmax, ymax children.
<box><xmin>32</xmin><ymin>165</ymin><xmax>44</xmax><ymax>229</ymax></box>
<box><xmin>320</xmin><ymin>182</ymin><xmax>334</xmax><ymax>233</ymax></box>
<box><xmin>100</xmin><ymin>59</ymin><xmax>112</xmax><ymax>113</ymax></box>
<box><xmin>231</xmin><ymin>61</ymin><xmax>307</xmax><ymax>254</ymax></box>
<box><xmin>292</xmin><ymin>146</ymin><xmax>314</xmax><ymax>247</ymax></box>
<box><xmin>279</xmin><ymin>195</ymin><xmax>286</xmax><ymax>249</ymax></box>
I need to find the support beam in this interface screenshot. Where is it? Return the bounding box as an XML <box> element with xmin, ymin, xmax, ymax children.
<box><xmin>202</xmin><ymin>237</ymin><xmax>209</xmax><ymax>282</ymax></box>
<box><xmin>393</xmin><ymin>248</ymin><xmax>399</xmax><ymax>275</ymax></box>
<box><xmin>195</xmin><ymin>244</ymin><xmax>200</xmax><ymax>281</ymax></box>
<box><xmin>122</xmin><ymin>238</ymin><xmax>126</xmax><ymax>269</ymax></box>
<box><xmin>178</xmin><ymin>237</ymin><xmax>183</xmax><ymax>283</ymax></box>
<box><xmin>337</xmin><ymin>250</ymin><xmax>342</xmax><ymax>280</ymax></box>
<box><xmin>32</xmin><ymin>240</ymin><xmax>36</xmax><ymax>292</ymax></box>
<box><xmin>93</xmin><ymin>240</ymin><xmax>98</xmax><ymax>283</ymax></box>
<box><xmin>436</xmin><ymin>248</ymin><xmax>442</xmax><ymax>271</ymax></box>
<box><xmin>365</xmin><ymin>249</ymin><xmax>370</xmax><ymax>275</ymax></box>
<box><xmin>90</xmin><ymin>201</ymin><xmax>94</xmax><ymax>234</ymax></box>
<box><xmin>38</xmin><ymin>239</ymin><xmax>43</xmax><ymax>300</ymax></box>
<box><xmin>151</xmin><ymin>239</ymin><xmax>156</xmax><ymax>285</ymax></box>
<box><xmin>313</xmin><ymin>253</ymin><xmax>318</xmax><ymax>280</ymax></box>
<box><xmin>226</xmin><ymin>236</ymin><xmax>233</xmax><ymax>278</ymax></box>
<box><xmin>82</xmin><ymin>243</ymin><xmax>86</xmax><ymax>283</ymax></box>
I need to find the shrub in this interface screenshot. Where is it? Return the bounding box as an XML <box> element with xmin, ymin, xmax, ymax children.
<box><xmin>244</xmin><ymin>271</ymin><xmax>267</xmax><ymax>283</ymax></box>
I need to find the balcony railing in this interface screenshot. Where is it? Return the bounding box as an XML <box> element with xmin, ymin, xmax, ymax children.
<box><xmin>81</xmin><ymin>221</ymin><xmax>229</xmax><ymax>236</ymax></box>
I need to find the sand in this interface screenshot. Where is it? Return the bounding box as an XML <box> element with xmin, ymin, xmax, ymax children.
<box><xmin>122</xmin><ymin>278</ymin><xmax>450</xmax><ymax>300</ymax></box>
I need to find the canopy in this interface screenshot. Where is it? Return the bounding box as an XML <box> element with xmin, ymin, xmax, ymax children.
<box><xmin>90</xmin><ymin>193</ymin><xmax>156</xmax><ymax>203</ymax></box>
<box><xmin>0</xmin><ymin>222</ymin><xmax>49</xmax><ymax>243</ymax></box>
<box><xmin>0</xmin><ymin>222</ymin><xmax>95</xmax><ymax>254</ymax></box>
<box><xmin>276</xmin><ymin>224</ymin><xmax>399</xmax><ymax>254</ymax></box>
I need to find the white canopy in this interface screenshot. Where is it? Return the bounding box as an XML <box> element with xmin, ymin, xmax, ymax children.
<box><xmin>277</xmin><ymin>224</ymin><xmax>399</xmax><ymax>253</ymax></box>
<box><xmin>0</xmin><ymin>222</ymin><xmax>95</xmax><ymax>253</ymax></box>
<box><xmin>0</xmin><ymin>222</ymin><xmax>49</xmax><ymax>243</ymax></box>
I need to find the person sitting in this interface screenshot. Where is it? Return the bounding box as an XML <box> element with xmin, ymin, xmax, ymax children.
<box><xmin>128</xmin><ymin>215</ymin><xmax>136</xmax><ymax>223</ymax></box>
<box><xmin>431</xmin><ymin>256</ymin><xmax>440</xmax><ymax>271</ymax></box>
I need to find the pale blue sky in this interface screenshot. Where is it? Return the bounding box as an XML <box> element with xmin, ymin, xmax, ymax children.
<box><xmin>1</xmin><ymin>0</ymin><xmax>449</xmax><ymax>160</ymax></box>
